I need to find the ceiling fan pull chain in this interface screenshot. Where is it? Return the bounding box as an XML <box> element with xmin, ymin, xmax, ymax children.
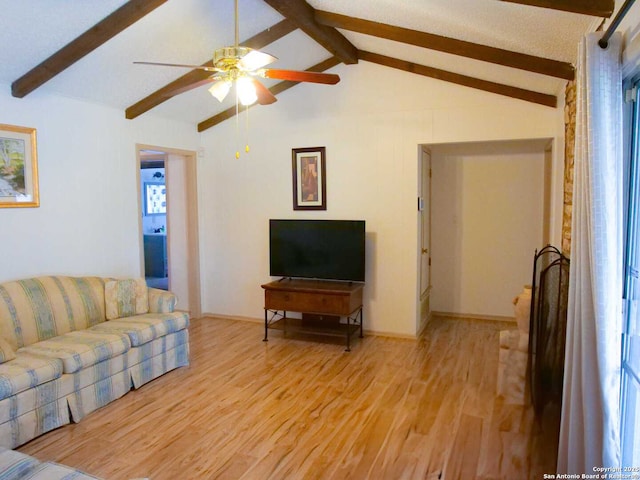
<box><xmin>235</xmin><ymin>89</ymin><xmax>241</xmax><ymax>159</ymax></box>
<box><xmin>245</xmin><ymin>104</ymin><xmax>250</xmax><ymax>154</ymax></box>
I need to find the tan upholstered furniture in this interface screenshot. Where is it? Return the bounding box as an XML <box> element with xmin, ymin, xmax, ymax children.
<box><xmin>0</xmin><ymin>276</ymin><xmax>190</xmax><ymax>449</ymax></box>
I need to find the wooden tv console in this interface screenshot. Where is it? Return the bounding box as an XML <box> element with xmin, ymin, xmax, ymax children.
<box><xmin>261</xmin><ymin>278</ymin><xmax>364</xmax><ymax>351</ymax></box>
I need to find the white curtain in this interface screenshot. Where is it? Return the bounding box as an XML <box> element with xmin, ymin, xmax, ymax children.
<box><xmin>558</xmin><ymin>32</ymin><xmax>623</xmax><ymax>473</ymax></box>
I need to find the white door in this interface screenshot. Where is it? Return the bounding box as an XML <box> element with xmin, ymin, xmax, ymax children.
<box><xmin>419</xmin><ymin>147</ymin><xmax>432</xmax><ymax>330</ymax></box>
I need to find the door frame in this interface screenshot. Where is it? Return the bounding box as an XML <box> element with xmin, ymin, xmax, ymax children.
<box><xmin>136</xmin><ymin>144</ymin><xmax>201</xmax><ymax>318</ymax></box>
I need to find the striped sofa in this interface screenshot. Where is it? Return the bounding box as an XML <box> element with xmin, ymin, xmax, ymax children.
<box><xmin>0</xmin><ymin>446</ymin><xmax>103</xmax><ymax>479</ymax></box>
<box><xmin>0</xmin><ymin>276</ymin><xmax>190</xmax><ymax>449</ymax></box>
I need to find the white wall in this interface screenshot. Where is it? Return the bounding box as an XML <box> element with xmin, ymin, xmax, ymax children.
<box><xmin>198</xmin><ymin>61</ymin><xmax>561</xmax><ymax>337</ymax></box>
<box><xmin>0</xmin><ymin>60</ymin><xmax>565</xmax><ymax>337</ymax></box>
<box><xmin>430</xmin><ymin>140</ymin><xmax>546</xmax><ymax>318</ymax></box>
<box><xmin>0</xmin><ymin>87</ymin><xmax>199</xmax><ymax>282</ymax></box>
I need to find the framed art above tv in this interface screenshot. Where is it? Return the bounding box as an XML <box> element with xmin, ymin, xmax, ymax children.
<box><xmin>292</xmin><ymin>147</ymin><xmax>326</xmax><ymax>211</ymax></box>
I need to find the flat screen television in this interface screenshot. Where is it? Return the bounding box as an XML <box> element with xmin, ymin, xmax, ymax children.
<box><xmin>269</xmin><ymin>219</ymin><xmax>365</xmax><ymax>282</ymax></box>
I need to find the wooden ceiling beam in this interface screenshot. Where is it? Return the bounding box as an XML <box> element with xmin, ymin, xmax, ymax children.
<box><xmin>498</xmin><ymin>0</ymin><xmax>614</xmax><ymax>17</ymax></box>
<box><xmin>262</xmin><ymin>0</ymin><xmax>358</xmax><ymax>64</ymax></box>
<box><xmin>358</xmin><ymin>50</ymin><xmax>557</xmax><ymax>108</ymax></box>
<box><xmin>125</xmin><ymin>19</ymin><xmax>297</xmax><ymax>120</ymax></box>
<box><xmin>12</xmin><ymin>0</ymin><xmax>168</xmax><ymax>98</ymax></box>
<box><xmin>315</xmin><ymin>11</ymin><xmax>574</xmax><ymax>80</ymax></box>
<box><xmin>198</xmin><ymin>57</ymin><xmax>340</xmax><ymax>132</ymax></box>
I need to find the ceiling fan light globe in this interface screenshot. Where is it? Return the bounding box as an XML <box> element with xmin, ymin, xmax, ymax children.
<box><xmin>239</xmin><ymin>50</ymin><xmax>277</xmax><ymax>71</ymax></box>
<box><xmin>236</xmin><ymin>77</ymin><xmax>257</xmax><ymax>106</ymax></box>
<box><xmin>209</xmin><ymin>80</ymin><xmax>232</xmax><ymax>102</ymax></box>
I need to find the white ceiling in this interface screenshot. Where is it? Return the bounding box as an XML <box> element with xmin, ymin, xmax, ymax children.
<box><xmin>0</xmin><ymin>0</ymin><xmax>611</xmax><ymax>127</ymax></box>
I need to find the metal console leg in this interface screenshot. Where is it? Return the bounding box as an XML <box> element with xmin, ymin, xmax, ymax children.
<box><xmin>346</xmin><ymin>314</ymin><xmax>351</xmax><ymax>352</ymax></box>
<box><xmin>263</xmin><ymin>310</ymin><xmax>268</xmax><ymax>342</ymax></box>
<box><xmin>283</xmin><ymin>311</ymin><xmax>287</xmax><ymax>338</ymax></box>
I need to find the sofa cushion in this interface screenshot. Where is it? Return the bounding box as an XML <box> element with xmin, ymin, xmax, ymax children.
<box><xmin>0</xmin><ymin>447</ymin><xmax>41</xmax><ymax>480</ymax></box>
<box><xmin>18</xmin><ymin>331</ymin><xmax>131</xmax><ymax>374</ymax></box>
<box><xmin>0</xmin><ymin>337</ymin><xmax>16</xmax><ymax>364</ymax></box>
<box><xmin>0</xmin><ymin>276</ymin><xmax>107</xmax><ymax>349</ymax></box>
<box><xmin>89</xmin><ymin>312</ymin><xmax>189</xmax><ymax>347</ymax></box>
<box><xmin>0</xmin><ymin>354</ymin><xmax>63</xmax><ymax>401</ymax></box>
<box><xmin>105</xmin><ymin>278</ymin><xmax>149</xmax><ymax>320</ymax></box>
<box><xmin>148</xmin><ymin>287</ymin><xmax>177</xmax><ymax>313</ymax></box>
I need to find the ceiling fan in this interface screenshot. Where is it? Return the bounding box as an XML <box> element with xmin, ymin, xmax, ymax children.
<box><xmin>134</xmin><ymin>0</ymin><xmax>340</xmax><ymax>107</ymax></box>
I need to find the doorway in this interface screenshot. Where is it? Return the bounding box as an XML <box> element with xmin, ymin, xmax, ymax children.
<box><xmin>140</xmin><ymin>151</ymin><xmax>168</xmax><ymax>290</ymax></box>
<box><xmin>137</xmin><ymin>145</ymin><xmax>201</xmax><ymax>318</ymax></box>
<box><xmin>425</xmin><ymin>139</ymin><xmax>551</xmax><ymax>320</ymax></box>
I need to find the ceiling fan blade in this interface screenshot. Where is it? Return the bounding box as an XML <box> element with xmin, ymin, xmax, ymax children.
<box><xmin>238</xmin><ymin>50</ymin><xmax>277</xmax><ymax>71</ymax></box>
<box><xmin>251</xmin><ymin>78</ymin><xmax>277</xmax><ymax>105</ymax></box>
<box><xmin>167</xmin><ymin>76</ymin><xmax>220</xmax><ymax>97</ymax></box>
<box><xmin>134</xmin><ymin>61</ymin><xmax>217</xmax><ymax>72</ymax></box>
<box><xmin>262</xmin><ymin>69</ymin><xmax>340</xmax><ymax>85</ymax></box>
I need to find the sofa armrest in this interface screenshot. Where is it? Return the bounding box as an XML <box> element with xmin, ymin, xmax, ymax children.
<box><xmin>147</xmin><ymin>288</ymin><xmax>177</xmax><ymax>313</ymax></box>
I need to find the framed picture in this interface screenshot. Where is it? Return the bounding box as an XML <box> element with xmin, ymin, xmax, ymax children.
<box><xmin>144</xmin><ymin>182</ymin><xmax>166</xmax><ymax>215</ymax></box>
<box><xmin>0</xmin><ymin>124</ymin><xmax>39</xmax><ymax>208</ymax></box>
<box><xmin>292</xmin><ymin>146</ymin><xmax>326</xmax><ymax>210</ymax></box>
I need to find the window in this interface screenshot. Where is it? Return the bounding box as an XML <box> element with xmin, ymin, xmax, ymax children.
<box><xmin>622</xmin><ymin>77</ymin><xmax>640</xmax><ymax>466</ymax></box>
<box><xmin>143</xmin><ymin>182</ymin><xmax>166</xmax><ymax>216</ymax></box>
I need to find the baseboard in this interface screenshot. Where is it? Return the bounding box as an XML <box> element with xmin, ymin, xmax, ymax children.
<box><xmin>432</xmin><ymin>311</ymin><xmax>516</xmax><ymax>324</ymax></box>
<box><xmin>200</xmin><ymin>313</ymin><xmax>420</xmax><ymax>340</ymax></box>
<box><xmin>365</xmin><ymin>330</ymin><xmax>417</xmax><ymax>340</ymax></box>
<box><xmin>201</xmin><ymin>311</ymin><xmax>515</xmax><ymax>336</ymax></box>
<box><xmin>200</xmin><ymin>313</ymin><xmax>262</xmax><ymax>324</ymax></box>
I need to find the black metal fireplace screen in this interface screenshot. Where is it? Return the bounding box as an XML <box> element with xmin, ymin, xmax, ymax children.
<box><xmin>528</xmin><ymin>245</ymin><xmax>570</xmax><ymax>415</ymax></box>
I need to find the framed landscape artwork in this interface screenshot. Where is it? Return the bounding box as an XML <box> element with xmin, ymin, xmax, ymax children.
<box><xmin>0</xmin><ymin>124</ymin><xmax>39</xmax><ymax>208</ymax></box>
<box><xmin>292</xmin><ymin>146</ymin><xmax>326</xmax><ymax>211</ymax></box>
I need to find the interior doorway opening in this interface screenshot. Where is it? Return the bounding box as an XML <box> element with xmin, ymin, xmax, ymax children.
<box><xmin>418</xmin><ymin>138</ymin><xmax>554</xmax><ymax>324</ymax></box>
<box><xmin>140</xmin><ymin>151</ymin><xmax>168</xmax><ymax>290</ymax></box>
<box><xmin>137</xmin><ymin>145</ymin><xmax>201</xmax><ymax>318</ymax></box>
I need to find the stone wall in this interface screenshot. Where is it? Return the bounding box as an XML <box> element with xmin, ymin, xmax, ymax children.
<box><xmin>562</xmin><ymin>81</ymin><xmax>576</xmax><ymax>257</ymax></box>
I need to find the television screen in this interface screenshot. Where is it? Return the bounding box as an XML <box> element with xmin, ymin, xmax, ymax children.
<box><xmin>269</xmin><ymin>219</ymin><xmax>365</xmax><ymax>282</ymax></box>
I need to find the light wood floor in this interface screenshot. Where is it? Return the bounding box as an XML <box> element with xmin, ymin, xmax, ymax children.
<box><xmin>18</xmin><ymin>316</ymin><xmax>559</xmax><ymax>480</ymax></box>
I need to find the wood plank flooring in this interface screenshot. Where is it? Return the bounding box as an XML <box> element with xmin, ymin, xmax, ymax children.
<box><xmin>17</xmin><ymin>315</ymin><xmax>559</xmax><ymax>479</ymax></box>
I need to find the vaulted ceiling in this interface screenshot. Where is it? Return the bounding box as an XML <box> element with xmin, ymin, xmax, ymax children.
<box><xmin>0</xmin><ymin>0</ymin><xmax>614</xmax><ymax>132</ymax></box>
